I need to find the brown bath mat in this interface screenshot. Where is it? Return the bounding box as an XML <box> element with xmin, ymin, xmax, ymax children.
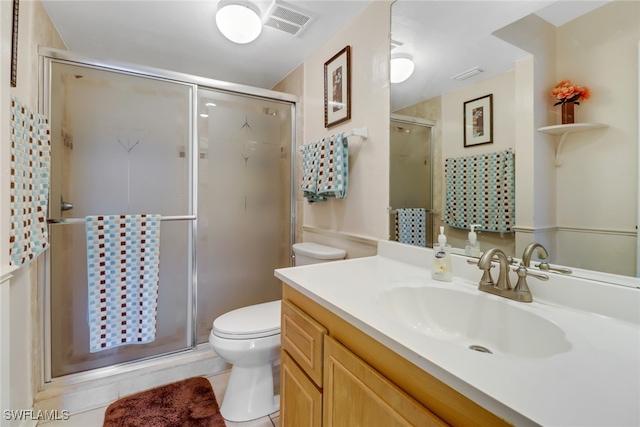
<box><xmin>103</xmin><ymin>376</ymin><xmax>226</xmax><ymax>427</ymax></box>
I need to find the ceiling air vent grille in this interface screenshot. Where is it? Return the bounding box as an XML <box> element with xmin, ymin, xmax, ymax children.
<box><xmin>263</xmin><ymin>1</ymin><xmax>315</xmax><ymax>37</ymax></box>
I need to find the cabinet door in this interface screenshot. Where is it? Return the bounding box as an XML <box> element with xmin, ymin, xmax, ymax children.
<box><xmin>281</xmin><ymin>350</ymin><xmax>323</xmax><ymax>427</ymax></box>
<box><xmin>323</xmin><ymin>336</ymin><xmax>447</xmax><ymax>427</ymax></box>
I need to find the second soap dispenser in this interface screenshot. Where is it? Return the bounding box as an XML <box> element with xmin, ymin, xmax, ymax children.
<box><xmin>465</xmin><ymin>224</ymin><xmax>482</xmax><ymax>257</ymax></box>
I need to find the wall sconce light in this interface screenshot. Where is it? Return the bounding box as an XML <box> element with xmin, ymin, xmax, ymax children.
<box><xmin>390</xmin><ymin>53</ymin><xmax>415</xmax><ymax>84</ymax></box>
<box><xmin>216</xmin><ymin>0</ymin><xmax>262</xmax><ymax>44</ymax></box>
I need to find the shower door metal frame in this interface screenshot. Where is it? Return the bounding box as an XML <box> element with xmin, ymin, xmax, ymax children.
<box><xmin>38</xmin><ymin>47</ymin><xmax>297</xmax><ymax>385</ymax></box>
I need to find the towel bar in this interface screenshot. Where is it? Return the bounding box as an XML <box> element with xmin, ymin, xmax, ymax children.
<box><xmin>388</xmin><ymin>208</ymin><xmax>435</xmax><ymax>215</ymax></box>
<box><xmin>47</xmin><ymin>215</ymin><xmax>196</xmax><ymax>224</ymax></box>
<box><xmin>299</xmin><ymin>127</ymin><xmax>368</xmax><ymax>153</ymax></box>
<box><xmin>344</xmin><ymin>127</ymin><xmax>368</xmax><ymax>139</ymax></box>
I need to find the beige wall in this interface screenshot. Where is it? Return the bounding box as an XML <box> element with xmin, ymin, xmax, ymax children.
<box><xmin>553</xmin><ymin>1</ymin><xmax>638</xmax><ymax>274</ymax></box>
<box><xmin>512</xmin><ymin>0</ymin><xmax>639</xmax><ymax>274</ymax></box>
<box><xmin>278</xmin><ymin>1</ymin><xmax>392</xmax><ymax>259</ymax></box>
<box><xmin>0</xmin><ymin>0</ymin><xmax>66</xmax><ymax>418</ymax></box>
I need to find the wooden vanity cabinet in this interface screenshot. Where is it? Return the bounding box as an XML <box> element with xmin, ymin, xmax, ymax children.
<box><xmin>280</xmin><ymin>285</ymin><xmax>512</xmax><ymax>427</ymax></box>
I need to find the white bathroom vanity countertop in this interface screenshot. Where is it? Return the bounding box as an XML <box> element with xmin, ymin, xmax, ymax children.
<box><xmin>275</xmin><ymin>240</ymin><xmax>640</xmax><ymax>427</ymax></box>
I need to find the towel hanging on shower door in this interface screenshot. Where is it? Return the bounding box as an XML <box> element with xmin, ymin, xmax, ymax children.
<box><xmin>86</xmin><ymin>214</ymin><xmax>161</xmax><ymax>353</ymax></box>
<box><xmin>395</xmin><ymin>208</ymin><xmax>427</xmax><ymax>247</ymax></box>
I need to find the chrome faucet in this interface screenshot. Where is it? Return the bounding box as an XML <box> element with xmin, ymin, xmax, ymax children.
<box><xmin>522</xmin><ymin>242</ymin><xmax>572</xmax><ymax>274</ymax></box>
<box><xmin>521</xmin><ymin>242</ymin><xmax>549</xmax><ymax>267</ymax></box>
<box><xmin>475</xmin><ymin>247</ymin><xmax>549</xmax><ymax>302</ymax></box>
<box><xmin>477</xmin><ymin>248</ymin><xmax>512</xmax><ymax>291</ymax></box>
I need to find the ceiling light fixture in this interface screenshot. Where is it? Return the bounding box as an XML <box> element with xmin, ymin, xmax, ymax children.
<box><xmin>390</xmin><ymin>54</ymin><xmax>415</xmax><ymax>84</ymax></box>
<box><xmin>216</xmin><ymin>0</ymin><xmax>262</xmax><ymax>44</ymax></box>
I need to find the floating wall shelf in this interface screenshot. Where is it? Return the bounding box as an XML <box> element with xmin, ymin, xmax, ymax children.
<box><xmin>537</xmin><ymin>123</ymin><xmax>608</xmax><ymax>167</ymax></box>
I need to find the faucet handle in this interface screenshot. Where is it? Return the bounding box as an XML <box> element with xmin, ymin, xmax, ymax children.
<box><xmin>467</xmin><ymin>258</ymin><xmax>495</xmax><ymax>286</ymax></box>
<box><xmin>536</xmin><ymin>262</ymin><xmax>572</xmax><ymax>275</ymax></box>
<box><xmin>525</xmin><ymin>269</ymin><xmax>550</xmax><ymax>282</ymax></box>
<box><xmin>512</xmin><ymin>265</ymin><xmax>549</xmax><ymax>302</ymax></box>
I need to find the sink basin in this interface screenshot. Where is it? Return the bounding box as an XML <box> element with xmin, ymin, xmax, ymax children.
<box><xmin>376</xmin><ymin>285</ymin><xmax>572</xmax><ymax>358</ymax></box>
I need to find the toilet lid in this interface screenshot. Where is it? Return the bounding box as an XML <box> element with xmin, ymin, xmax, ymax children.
<box><xmin>213</xmin><ymin>300</ymin><xmax>281</xmax><ymax>339</ymax></box>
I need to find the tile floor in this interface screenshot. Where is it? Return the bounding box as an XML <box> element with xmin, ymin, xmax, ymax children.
<box><xmin>38</xmin><ymin>370</ymin><xmax>279</xmax><ymax>427</ymax></box>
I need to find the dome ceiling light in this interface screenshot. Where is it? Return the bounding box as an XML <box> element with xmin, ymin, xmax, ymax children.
<box><xmin>390</xmin><ymin>54</ymin><xmax>415</xmax><ymax>84</ymax></box>
<box><xmin>216</xmin><ymin>0</ymin><xmax>263</xmax><ymax>44</ymax></box>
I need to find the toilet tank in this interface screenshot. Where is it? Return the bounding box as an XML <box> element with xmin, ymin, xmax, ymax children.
<box><xmin>293</xmin><ymin>242</ymin><xmax>346</xmax><ymax>266</ymax></box>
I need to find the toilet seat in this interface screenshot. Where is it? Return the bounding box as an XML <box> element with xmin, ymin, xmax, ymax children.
<box><xmin>213</xmin><ymin>300</ymin><xmax>281</xmax><ymax>340</ymax></box>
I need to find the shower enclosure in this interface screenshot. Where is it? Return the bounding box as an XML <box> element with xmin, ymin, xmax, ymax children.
<box><xmin>389</xmin><ymin>114</ymin><xmax>435</xmax><ymax>247</ymax></box>
<box><xmin>41</xmin><ymin>50</ymin><xmax>294</xmax><ymax>380</ymax></box>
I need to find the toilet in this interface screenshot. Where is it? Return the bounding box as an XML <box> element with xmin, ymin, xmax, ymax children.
<box><xmin>209</xmin><ymin>242</ymin><xmax>346</xmax><ymax>422</ymax></box>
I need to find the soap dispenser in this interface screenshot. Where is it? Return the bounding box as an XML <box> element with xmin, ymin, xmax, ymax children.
<box><xmin>465</xmin><ymin>224</ymin><xmax>482</xmax><ymax>257</ymax></box>
<box><xmin>432</xmin><ymin>226</ymin><xmax>453</xmax><ymax>282</ymax></box>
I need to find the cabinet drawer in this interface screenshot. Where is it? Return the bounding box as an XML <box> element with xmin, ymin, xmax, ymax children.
<box><xmin>282</xmin><ymin>299</ymin><xmax>327</xmax><ymax>387</ymax></box>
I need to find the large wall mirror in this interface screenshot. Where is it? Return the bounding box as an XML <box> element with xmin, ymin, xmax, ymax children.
<box><xmin>390</xmin><ymin>0</ymin><xmax>639</xmax><ymax>279</ymax></box>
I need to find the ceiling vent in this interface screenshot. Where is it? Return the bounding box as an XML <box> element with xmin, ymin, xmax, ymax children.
<box><xmin>263</xmin><ymin>1</ymin><xmax>315</xmax><ymax>37</ymax></box>
<box><xmin>451</xmin><ymin>66</ymin><xmax>483</xmax><ymax>81</ymax></box>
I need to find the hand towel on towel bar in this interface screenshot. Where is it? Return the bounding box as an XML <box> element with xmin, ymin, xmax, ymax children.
<box><xmin>86</xmin><ymin>214</ymin><xmax>161</xmax><ymax>353</ymax></box>
<box><xmin>395</xmin><ymin>208</ymin><xmax>427</xmax><ymax>247</ymax></box>
<box><xmin>443</xmin><ymin>148</ymin><xmax>515</xmax><ymax>233</ymax></box>
<box><xmin>317</xmin><ymin>132</ymin><xmax>348</xmax><ymax>199</ymax></box>
<box><xmin>301</xmin><ymin>139</ymin><xmax>325</xmax><ymax>203</ymax></box>
<box><xmin>301</xmin><ymin>132</ymin><xmax>349</xmax><ymax>203</ymax></box>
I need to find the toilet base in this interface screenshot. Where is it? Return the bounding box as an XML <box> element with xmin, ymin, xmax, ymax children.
<box><xmin>220</xmin><ymin>364</ymin><xmax>280</xmax><ymax>422</ymax></box>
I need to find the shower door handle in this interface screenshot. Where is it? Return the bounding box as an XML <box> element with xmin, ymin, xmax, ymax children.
<box><xmin>61</xmin><ymin>195</ymin><xmax>73</xmax><ymax>212</ymax></box>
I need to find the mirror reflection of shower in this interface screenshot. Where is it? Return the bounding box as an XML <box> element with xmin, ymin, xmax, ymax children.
<box><xmin>389</xmin><ymin>114</ymin><xmax>435</xmax><ymax>247</ymax></box>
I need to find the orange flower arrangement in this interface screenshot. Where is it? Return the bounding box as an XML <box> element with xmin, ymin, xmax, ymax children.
<box><xmin>552</xmin><ymin>80</ymin><xmax>591</xmax><ymax>105</ymax></box>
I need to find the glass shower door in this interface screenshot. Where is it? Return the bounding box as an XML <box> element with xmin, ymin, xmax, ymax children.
<box><xmin>195</xmin><ymin>89</ymin><xmax>292</xmax><ymax>344</ymax></box>
<box><xmin>45</xmin><ymin>61</ymin><xmax>194</xmax><ymax>378</ymax></box>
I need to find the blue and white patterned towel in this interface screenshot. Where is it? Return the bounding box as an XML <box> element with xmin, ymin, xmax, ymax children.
<box><xmin>301</xmin><ymin>133</ymin><xmax>349</xmax><ymax>203</ymax></box>
<box><xmin>444</xmin><ymin>148</ymin><xmax>515</xmax><ymax>233</ymax></box>
<box><xmin>301</xmin><ymin>140</ymin><xmax>325</xmax><ymax>203</ymax></box>
<box><xmin>395</xmin><ymin>208</ymin><xmax>427</xmax><ymax>247</ymax></box>
<box><xmin>86</xmin><ymin>214</ymin><xmax>161</xmax><ymax>353</ymax></box>
<box><xmin>9</xmin><ymin>97</ymin><xmax>51</xmax><ymax>267</ymax></box>
<box><xmin>317</xmin><ymin>133</ymin><xmax>348</xmax><ymax>199</ymax></box>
